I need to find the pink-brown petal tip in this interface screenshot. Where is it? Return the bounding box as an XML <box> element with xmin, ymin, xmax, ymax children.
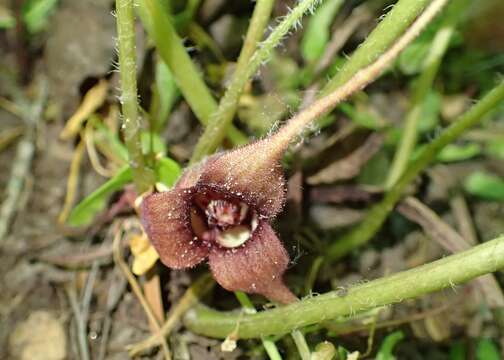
<box><xmin>208</xmin><ymin>221</ymin><xmax>297</xmax><ymax>304</ymax></box>
<box><xmin>141</xmin><ymin>189</ymin><xmax>209</xmax><ymax>269</ymax></box>
<box><xmin>197</xmin><ymin>139</ymin><xmax>286</xmax><ymax>219</ymax></box>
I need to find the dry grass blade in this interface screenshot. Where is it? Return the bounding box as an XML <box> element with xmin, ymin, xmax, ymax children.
<box><xmin>307</xmin><ymin>133</ymin><xmax>383</xmax><ymax>184</ymax></box>
<box><xmin>84</xmin><ymin>120</ymin><xmax>116</xmax><ymax>177</ymax></box>
<box><xmin>398</xmin><ymin>196</ymin><xmax>504</xmax><ymax>309</ymax></box>
<box><xmin>127</xmin><ymin>273</ymin><xmax>215</xmax><ymax>356</ymax></box>
<box><xmin>60</xmin><ymin>79</ymin><xmax>108</xmax><ymax>140</ymax></box>
<box><xmin>58</xmin><ymin>139</ymin><xmax>86</xmax><ymax>224</ymax></box>
<box><xmin>449</xmin><ymin>194</ymin><xmax>478</xmax><ymax>246</ymax></box>
<box><xmin>112</xmin><ymin>226</ymin><xmax>172</xmax><ymax>359</ymax></box>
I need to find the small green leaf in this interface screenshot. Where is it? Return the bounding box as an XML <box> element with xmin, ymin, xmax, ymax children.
<box><xmin>300</xmin><ymin>0</ymin><xmax>344</xmax><ymax>62</ymax></box>
<box><xmin>449</xmin><ymin>341</ymin><xmax>466</xmax><ymax>360</ymax></box>
<box><xmin>376</xmin><ymin>331</ymin><xmax>404</xmax><ymax>360</ymax></box>
<box><xmin>141</xmin><ymin>131</ymin><xmax>167</xmax><ymax>156</ymax></box>
<box><xmin>22</xmin><ymin>0</ymin><xmax>58</xmax><ymax>34</ymax></box>
<box><xmin>397</xmin><ymin>38</ymin><xmax>431</xmax><ymax>75</ymax></box>
<box><xmin>464</xmin><ymin>171</ymin><xmax>504</xmax><ymax>201</ymax></box>
<box><xmin>418</xmin><ymin>91</ymin><xmax>441</xmax><ymax>133</ymax></box>
<box><xmin>437</xmin><ymin>143</ymin><xmax>481</xmax><ymax>162</ymax></box>
<box><xmin>339</xmin><ymin>103</ymin><xmax>382</xmax><ymax>130</ymax></box>
<box><xmin>476</xmin><ymin>338</ymin><xmax>500</xmax><ymax>360</ymax></box>
<box><xmin>93</xmin><ymin>122</ymin><xmax>129</xmax><ymax>163</ymax></box>
<box><xmin>67</xmin><ymin>166</ymin><xmax>132</xmax><ymax>227</ymax></box>
<box><xmin>358</xmin><ymin>150</ymin><xmax>390</xmax><ymax>186</ymax></box>
<box><xmin>152</xmin><ymin>60</ymin><xmax>179</xmax><ymax>129</ymax></box>
<box><xmin>485</xmin><ymin>139</ymin><xmax>504</xmax><ymax>159</ymax></box>
<box><xmin>155</xmin><ymin>157</ymin><xmax>181</xmax><ymax>187</ymax></box>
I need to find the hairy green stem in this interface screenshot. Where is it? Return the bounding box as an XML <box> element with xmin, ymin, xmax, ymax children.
<box><xmin>386</xmin><ymin>0</ymin><xmax>466</xmax><ymax>188</ymax></box>
<box><xmin>268</xmin><ymin>0</ymin><xmax>449</xmax><ymax>153</ymax></box>
<box><xmin>184</xmin><ymin>235</ymin><xmax>504</xmax><ymax>338</ymax></box>
<box><xmin>321</xmin><ymin>0</ymin><xmax>434</xmax><ymax>95</ymax></box>
<box><xmin>190</xmin><ymin>0</ymin><xmax>321</xmax><ymax>163</ymax></box>
<box><xmin>115</xmin><ymin>0</ymin><xmax>155</xmax><ymax>192</ymax></box>
<box><xmin>327</xmin><ymin>80</ymin><xmax>504</xmax><ymax>261</ymax></box>
<box><xmin>235</xmin><ymin>292</ymin><xmax>282</xmax><ymax>360</ymax></box>
<box><xmin>137</xmin><ymin>0</ymin><xmax>247</xmax><ymax>145</ymax></box>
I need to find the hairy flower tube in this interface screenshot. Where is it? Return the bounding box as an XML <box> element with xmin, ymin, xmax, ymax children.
<box><xmin>141</xmin><ymin>138</ymin><xmax>298</xmax><ymax>304</ymax></box>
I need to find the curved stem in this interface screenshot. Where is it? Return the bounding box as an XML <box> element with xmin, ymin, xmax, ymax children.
<box><xmin>268</xmin><ymin>0</ymin><xmax>449</xmax><ymax>154</ymax></box>
<box><xmin>327</xmin><ymin>80</ymin><xmax>504</xmax><ymax>261</ymax></box>
<box><xmin>115</xmin><ymin>0</ymin><xmax>154</xmax><ymax>192</ymax></box>
<box><xmin>190</xmin><ymin>0</ymin><xmax>321</xmax><ymax>163</ymax></box>
<box><xmin>184</xmin><ymin>235</ymin><xmax>504</xmax><ymax>338</ymax></box>
<box><xmin>137</xmin><ymin>0</ymin><xmax>247</xmax><ymax>146</ymax></box>
<box><xmin>321</xmin><ymin>0</ymin><xmax>434</xmax><ymax>95</ymax></box>
<box><xmin>386</xmin><ymin>0</ymin><xmax>465</xmax><ymax>188</ymax></box>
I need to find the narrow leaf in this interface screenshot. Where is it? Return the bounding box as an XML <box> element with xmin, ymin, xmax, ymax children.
<box><xmin>67</xmin><ymin>166</ymin><xmax>132</xmax><ymax>226</ymax></box>
<box><xmin>463</xmin><ymin>171</ymin><xmax>504</xmax><ymax>201</ymax></box>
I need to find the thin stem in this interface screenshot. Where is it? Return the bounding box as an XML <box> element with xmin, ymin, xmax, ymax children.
<box><xmin>190</xmin><ymin>0</ymin><xmax>321</xmax><ymax>163</ymax></box>
<box><xmin>386</xmin><ymin>0</ymin><xmax>462</xmax><ymax>188</ymax></box>
<box><xmin>321</xmin><ymin>0</ymin><xmax>434</xmax><ymax>95</ymax></box>
<box><xmin>184</xmin><ymin>235</ymin><xmax>504</xmax><ymax>338</ymax></box>
<box><xmin>234</xmin><ymin>0</ymin><xmax>276</xmax><ymax>86</ymax></box>
<box><xmin>187</xmin><ymin>0</ymin><xmax>274</xmax><ymax>164</ymax></box>
<box><xmin>137</xmin><ymin>0</ymin><xmax>247</xmax><ymax>146</ymax></box>
<box><xmin>267</xmin><ymin>0</ymin><xmax>450</xmax><ymax>154</ymax></box>
<box><xmin>327</xmin><ymin>80</ymin><xmax>504</xmax><ymax>261</ymax></box>
<box><xmin>235</xmin><ymin>291</ymin><xmax>283</xmax><ymax>360</ymax></box>
<box><xmin>115</xmin><ymin>0</ymin><xmax>154</xmax><ymax>192</ymax></box>
<box><xmin>291</xmin><ymin>330</ymin><xmax>311</xmax><ymax>360</ymax></box>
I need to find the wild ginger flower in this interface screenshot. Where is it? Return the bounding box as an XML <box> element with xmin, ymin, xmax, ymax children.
<box><xmin>140</xmin><ymin>0</ymin><xmax>446</xmax><ymax>303</ymax></box>
<box><xmin>141</xmin><ymin>136</ymin><xmax>298</xmax><ymax>304</ymax></box>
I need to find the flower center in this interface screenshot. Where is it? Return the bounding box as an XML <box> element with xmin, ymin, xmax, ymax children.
<box><xmin>191</xmin><ymin>193</ymin><xmax>258</xmax><ymax>248</ymax></box>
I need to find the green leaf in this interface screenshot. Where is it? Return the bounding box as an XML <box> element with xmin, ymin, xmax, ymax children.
<box><xmin>463</xmin><ymin>171</ymin><xmax>504</xmax><ymax>201</ymax></box>
<box><xmin>485</xmin><ymin>139</ymin><xmax>504</xmax><ymax>159</ymax></box>
<box><xmin>418</xmin><ymin>91</ymin><xmax>441</xmax><ymax>133</ymax></box>
<box><xmin>449</xmin><ymin>341</ymin><xmax>466</xmax><ymax>360</ymax></box>
<box><xmin>22</xmin><ymin>0</ymin><xmax>58</xmax><ymax>34</ymax></box>
<box><xmin>339</xmin><ymin>103</ymin><xmax>382</xmax><ymax>130</ymax></box>
<box><xmin>67</xmin><ymin>166</ymin><xmax>133</xmax><ymax>227</ymax></box>
<box><xmin>397</xmin><ymin>36</ymin><xmax>431</xmax><ymax>75</ymax></box>
<box><xmin>152</xmin><ymin>60</ymin><xmax>179</xmax><ymax>129</ymax></box>
<box><xmin>376</xmin><ymin>331</ymin><xmax>404</xmax><ymax>360</ymax></box>
<box><xmin>93</xmin><ymin>121</ymin><xmax>129</xmax><ymax>163</ymax></box>
<box><xmin>141</xmin><ymin>131</ymin><xmax>167</xmax><ymax>156</ymax></box>
<box><xmin>437</xmin><ymin>143</ymin><xmax>481</xmax><ymax>162</ymax></box>
<box><xmin>476</xmin><ymin>338</ymin><xmax>500</xmax><ymax>360</ymax></box>
<box><xmin>300</xmin><ymin>0</ymin><xmax>344</xmax><ymax>62</ymax></box>
<box><xmin>358</xmin><ymin>150</ymin><xmax>390</xmax><ymax>186</ymax></box>
<box><xmin>155</xmin><ymin>157</ymin><xmax>181</xmax><ymax>187</ymax></box>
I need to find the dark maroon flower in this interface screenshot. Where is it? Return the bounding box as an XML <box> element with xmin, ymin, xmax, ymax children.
<box><xmin>141</xmin><ymin>139</ymin><xmax>297</xmax><ymax>304</ymax></box>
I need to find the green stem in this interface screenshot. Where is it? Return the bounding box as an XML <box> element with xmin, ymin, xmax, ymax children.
<box><xmin>190</xmin><ymin>0</ymin><xmax>321</xmax><ymax>163</ymax></box>
<box><xmin>235</xmin><ymin>291</ymin><xmax>283</xmax><ymax>360</ymax></box>
<box><xmin>115</xmin><ymin>0</ymin><xmax>154</xmax><ymax>192</ymax></box>
<box><xmin>184</xmin><ymin>235</ymin><xmax>504</xmax><ymax>338</ymax></box>
<box><xmin>386</xmin><ymin>0</ymin><xmax>466</xmax><ymax>188</ymax></box>
<box><xmin>321</xmin><ymin>0</ymin><xmax>434</xmax><ymax>95</ymax></box>
<box><xmin>137</xmin><ymin>0</ymin><xmax>247</xmax><ymax>146</ymax></box>
<box><xmin>291</xmin><ymin>330</ymin><xmax>311</xmax><ymax>360</ymax></box>
<box><xmin>327</xmin><ymin>80</ymin><xmax>504</xmax><ymax>261</ymax></box>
